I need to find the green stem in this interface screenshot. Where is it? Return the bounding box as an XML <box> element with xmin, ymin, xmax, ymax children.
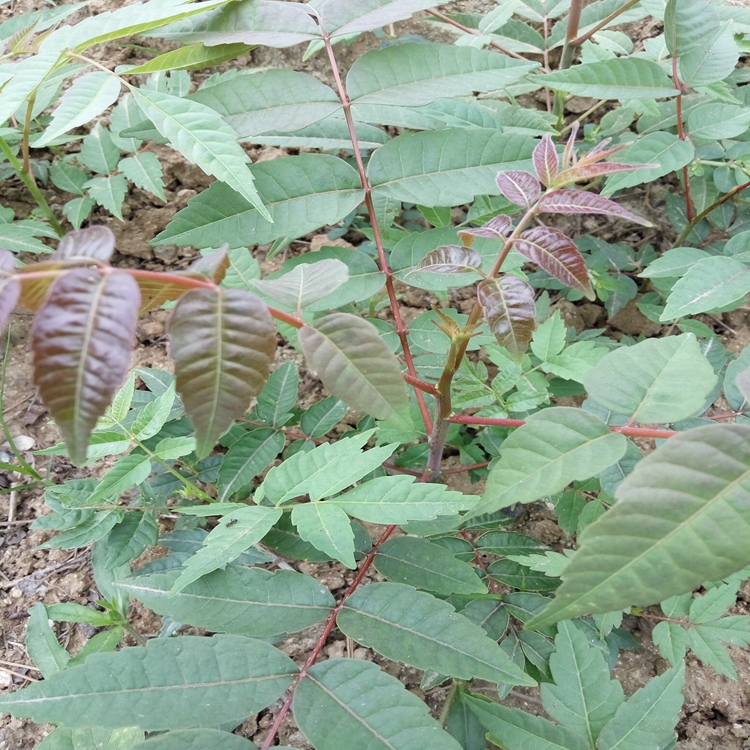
<box><xmin>439</xmin><ymin>681</ymin><xmax>460</xmax><ymax>728</ymax></box>
<box><xmin>0</xmin><ymin>136</ymin><xmax>65</xmax><ymax>236</ymax></box>
<box><xmin>553</xmin><ymin>0</ymin><xmax>583</xmax><ymax>124</ymax></box>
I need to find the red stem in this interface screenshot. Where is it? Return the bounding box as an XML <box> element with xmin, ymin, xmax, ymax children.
<box><xmin>443</xmin><ymin>461</ymin><xmax>491</xmax><ymax>474</ymax></box>
<box><xmin>672</xmin><ymin>58</ymin><xmax>693</xmax><ymax>222</ymax></box>
<box><xmin>321</xmin><ymin>25</ymin><xmax>432</xmax><ymax>433</ymax></box>
<box><xmin>448</xmin><ymin>413</ymin><xmax>678</xmax><ymax>439</ymax></box>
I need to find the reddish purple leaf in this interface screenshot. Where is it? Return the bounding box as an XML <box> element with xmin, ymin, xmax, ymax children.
<box><xmin>184</xmin><ymin>245</ymin><xmax>230</xmax><ymax>284</ymax></box>
<box><xmin>54</xmin><ymin>226</ymin><xmax>115</xmax><ymax>262</ymax></box>
<box><xmin>17</xmin><ymin>262</ymin><xmax>84</xmax><ymax>311</ymax></box>
<box><xmin>458</xmin><ymin>215</ymin><xmax>512</xmax><ymax>245</ymax></box>
<box><xmin>532</xmin><ymin>134</ymin><xmax>558</xmax><ymax>187</ymax></box>
<box><xmin>417</xmin><ymin>245</ymin><xmax>483</xmax><ymax>274</ymax></box>
<box><xmin>562</xmin><ymin>122</ymin><xmax>579</xmax><ymax>171</ymax></box>
<box><xmin>553</xmin><ymin>162</ymin><xmax>647</xmax><ymax>185</ymax></box>
<box><xmin>538</xmin><ymin>189</ymin><xmax>652</xmax><ymax>227</ymax></box>
<box><xmin>495</xmin><ymin>170</ymin><xmax>541</xmax><ymax>208</ymax></box>
<box><xmin>31</xmin><ymin>269</ymin><xmax>140</xmax><ymax>464</ymax></box>
<box><xmin>0</xmin><ymin>250</ymin><xmax>19</xmax><ymax>336</ymax></box>
<box><xmin>169</xmin><ymin>288</ymin><xmax>276</xmax><ymax>458</ymax></box>
<box><xmin>514</xmin><ymin>226</ymin><xmax>594</xmax><ymax>299</ymax></box>
<box><xmin>477</xmin><ymin>276</ymin><xmax>536</xmax><ymax>358</ymax></box>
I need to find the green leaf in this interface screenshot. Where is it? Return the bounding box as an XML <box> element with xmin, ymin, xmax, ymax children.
<box><xmin>652</xmin><ymin>621</ymin><xmax>688</xmax><ymax>666</ymax></box>
<box><xmin>293</xmin><ymin>659</ymin><xmax>462</xmax><ymax>750</ymax></box>
<box><xmin>466</xmin><ymin>694</ymin><xmax>591</xmax><ymax>750</ymax></box>
<box><xmin>84</xmin><ymin>175</ymin><xmax>129</xmax><ymax>221</ymax></box>
<box><xmin>67</xmin><ymin>628</ymin><xmax>124</xmax><ymax>668</ymax></box>
<box><xmin>368</xmin><ymin>129</ymin><xmax>536</xmax><ymax>206</ymax></box>
<box><xmin>639</xmin><ymin>247</ymin><xmax>709</xmax><ymax>279</ymax></box>
<box><xmin>374</xmin><ymin>536</ymin><xmax>486</xmax><ymax>595</ymax></box>
<box><xmin>299</xmin><ymin>313</ymin><xmax>410</xmax><ymax>424</ymax></box>
<box><xmin>80</xmin><ymin>124</ymin><xmax>120</xmax><ymax>174</ymax></box>
<box><xmin>110</xmin><ymin>93</ymin><xmax>144</xmax><ymax>151</ymax></box>
<box><xmin>131</xmin><ymin>381</ymin><xmax>176</xmax><ymax>441</ymax></box>
<box><xmin>132</xmin><ymin>729</ymin><xmax>260</xmax><ymax>750</ymax></box>
<box><xmin>661</xmin><ymin>257</ymin><xmax>750</xmax><ymax>320</ymax></box>
<box><xmin>32</xmin><ymin>269</ymin><xmax>140</xmax><ymax>464</ymax></box>
<box><xmin>38</xmin><ymin>510</ymin><xmax>125</xmax><ymax>550</ymax></box>
<box><xmin>526</xmin><ymin>425</ymin><xmax>750</xmax><ymax>628</ymax></box>
<box><xmin>582</xmin><ymin>334</ymin><xmax>717</xmax><ymax>422</ymax></box>
<box><xmin>687</xmin><ymin>102</ymin><xmax>750</xmax><ymax>141</ymax></box>
<box><xmin>538</xmin><ymin>58</ymin><xmax>678</xmax><ymax>100</ymax></box>
<box><xmin>472</xmin><ymin>407</ymin><xmax>627</xmax><ymax>517</ymax></box>
<box><xmin>347</xmin><ymin>43</ymin><xmax>537</xmax><ymax>106</ymax></box>
<box><xmin>127</xmin><ymin>42</ymin><xmax>252</xmax><ymax>75</ymax></box>
<box><xmin>252</xmin><ymin>259</ymin><xmax>349</xmax><ymax>312</ymax></box>
<box><xmin>0</xmin><ymin>634</ymin><xmax>296</xmax><ymax>730</ymax></box>
<box><xmin>26</xmin><ymin>604</ymin><xmax>70</xmax><ymax>678</ymax></box>
<box><xmin>190</xmin><ymin>69</ymin><xmax>340</xmax><ymax>136</ymax></box>
<box><xmin>87</xmin><ymin>454</ymin><xmax>151</xmax><ymax>505</ymax></box>
<box><xmin>105</xmin><ymin>511</ymin><xmax>158</xmax><ymax>569</ymax></box>
<box><xmin>603</xmin><ymin>133</ymin><xmax>694</xmax><ymax>196</ymax></box>
<box><xmin>596</xmin><ymin>665</ymin><xmax>684</xmax><ymax>750</ymax></box>
<box><xmin>119</xmin><ymin>153</ymin><xmax>166</xmax><ymax>202</ymax></box>
<box><xmin>217</xmin><ymin>429</ymin><xmax>285</xmax><ymax>502</ymax></box>
<box><xmin>119</xmin><ymin>565</ymin><xmax>334</xmax><ymax>636</ymax></box>
<box><xmin>300</xmin><ymin>397</ymin><xmax>347</xmax><ymax>438</ymax></box>
<box><xmin>687</xmin><ymin>627</ymin><xmax>736</xmax><ymax>678</ymax></box>
<box><xmin>44</xmin><ymin>603</ymin><xmax>117</xmax><ymax>627</ymax></box>
<box><xmin>338</xmin><ymin>582</ymin><xmax>536</xmax><ymax>685</ymax></box>
<box><xmin>688</xmin><ymin>581</ymin><xmax>740</xmax><ymax>624</ymax></box>
<box><xmin>259</xmin><ymin>430</ymin><xmax>395</xmax><ymax>504</ymax></box>
<box><xmin>331</xmin><ymin>475</ymin><xmax>476</xmax><ymax>523</ymax></box>
<box><xmin>172</xmin><ymin>505</ymin><xmax>282</xmax><ymax>592</ymax></box>
<box><xmin>247</xmin><ymin>118</ymin><xmax>388</xmax><ymax>150</ymax></box>
<box><xmin>153</xmin><ymin>155</ymin><xmax>364</xmax><ymax>248</ymax></box>
<box><xmin>255</xmin><ymin>361</ymin><xmax>299</xmax><ymax>426</ymax></box>
<box><xmin>36</xmin><ymin>72</ymin><xmax>122</xmax><ymax>147</ymax></box>
<box><xmin>169</xmin><ymin>289</ymin><xmax>275</xmax><ymax>458</ymax></box>
<box><xmin>476</xmin><ymin>530</ymin><xmax>549</xmax><ymax>557</ymax></box>
<box><xmin>39</xmin><ymin>727</ymin><xmax>144</xmax><ymax>750</ymax></box>
<box><xmin>49</xmin><ymin>161</ymin><xmax>89</xmax><ymax>196</ymax></box>
<box><xmin>292</xmin><ymin>501</ymin><xmax>356</xmax><ymax>568</ymax></box>
<box><xmin>63</xmin><ymin>197</ymin><xmax>96</xmax><ymax>230</ymax></box>
<box><xmin>130</xmin><ymin>86</ymin><xmax>269</xmax><ymax>220</ymax></box>
<box><xmin>541</xmin><ymin>621</ymin><xmax>624</xmax><ymax>745</ymax></box>
<box><xmin>309</xmin><ymin>0</ymin><xmax>440</xmax><ymax>37</ymax></box>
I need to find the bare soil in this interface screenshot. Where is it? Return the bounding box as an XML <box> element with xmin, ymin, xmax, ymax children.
<box><xmin>3</xmin><ymin>2</ymin><xmax>750</xmax><ymax>749</ymax></box>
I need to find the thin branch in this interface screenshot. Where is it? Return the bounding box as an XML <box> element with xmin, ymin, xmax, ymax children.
<box><xmin>570</xmin><ymin>0</ymin><xmax>641</xmax><ymax>46</ymax></box>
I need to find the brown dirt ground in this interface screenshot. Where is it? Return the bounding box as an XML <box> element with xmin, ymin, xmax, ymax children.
<box><xmin>3</xmin><ymin>1</ymin><xmax>750</xmax><ymax>749</ymax></box>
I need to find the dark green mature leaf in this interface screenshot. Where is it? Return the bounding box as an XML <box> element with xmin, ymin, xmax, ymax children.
<box><xmin>169</xmin><ymin>288</ymin><xmax>275</xmax><ymax>457</ymax></box>
<box><xmin>127</xmin><ymin>43</ymin><xmax>253</xmax><ymax>75</ymax></box>
<box><xmin>0</xmin><ymin>635</ymin><xmax>296</xmax><ymax>729</ymax></box>
<box><xmin>133</xmin><ymin>729</ymin><xmax>258</xmax><ymax>750</ymax></box>
<box><xmin>255</xmin><ymin>361</ymin><xmax>299</xmax><ymax>426</ymax></box>
<box><xmin>661</xmin><ymin>257</ymin><xmax>750</xmax><ymax>320</ymax></box>
<box><xmin>172</xmin><ymin>506</ymin><xmax>282</xmax><ymax>592</ymax></box>
<box><xmin>32</xmin><ymin>269</ymin><xmax>140</xmax><ymax>464</ymax></box>
<box><xmin>0</xmin><ymin>250</ymin><xmax>20</xmax><ymax>335</ymax></box>
<box><xmin>293</xmin><ymin>659</ymin><xmax>463</xmax><ymax>750</ymax></box>
<box><xmin>153</xmin><ymin>155</ymin><xmax>364</xmax><ymax>248</ymax></box>
<box><xmin>538</xmin><ymin>58</ymin><xmax>679</xmax><ymax>100</ymax></box>
<box><xmin>527</xmin><ymin>425</ymin><xmax>750</xmax><ymax>628</ymax></box>
<box><xmin>339</xmin><ymin>583</ymin><xmax>536</xmax><ymax>685</ymax></box>
<box><xmin>466</xmin><ymin>694</ymin><xmax>591</xmax><ymax>750</ymax></box>
<box><xmin>368</xmin><ymin>129</ymin><xmax>536</xmax><ymax>206</ymax></box>
<box><xmin>347</xmin><ymin>43</ymin><xmax>537</xmax><ymax>107</ymax></box>
<box><xmin>374</xmin><ymin>537</ymin><xmax>486</xmax><ymax>595</ymax></box>
<box><xmin>119</xmin><ymin>566</ymin><xmax>334</xmax><ymax>636</ymax></box>
<box><xmin>292</xmin><ymin>501</ymin><xmax>356</xmax><ymax>567</ymax></box>
<box><xmin>217</xmin><ymin>429</ymin><xmax>285</xmax><ymax>502</ymax></box>
<box><xmin>473</xmin><ymin>407</ymin><xmax>627</xmax><ymax>517</ymax></box>
<box><xmin>190</xmin><ymin>70</ymin><xmax>340</xmax><ymax>136</ymax></box>
<box><xmin>583</xmin><ymin>334</ymin><xmax>717</xmax><ymax>423</ymax></box>
<box><xmin>541</xmin><ymin>621</ymin><xmax>624</xmax><ymax>745</ymax></box>
<box><xmin>39</xmin><ymin>727</ymin><xmax>144</xmax><ymax>750</ymax></box>
<box><xmin>596</xmin><ymin>665</ymin><xmax>684</xmax><ymax>750</ymax></box>
<box><xmin>26</xmin><ymin>604</ymin><xmax>70</xmax><ymax>678</ymax></box>
<box><xmin>130</xmin><ymin>87</ymin><xmax>268</xmax><ymax>219</ymax></box>
<box><xmin>119</xmin><ymin>153</ymin><xmax>166</xmax><ymax>202</ymax></box>
<box><xmin>331</xmin><ymin>475</ymin><xmax>475</xmax><ymax>523</ymax></box>
<box><xmin>105</xmin><ymin>511</ymin><xmax>158</xmax><ymax>569</ymax></box>
<box><xmin>477</xmin><ymin>276</ymin><xmax>536</xmax><ymax>358</ymax></box>
<box><xmin>300</xmin><ymin>397</ymin><xmax>347</xmax><ymax>438</ymax></box>
<box><xmin>309</xmin><ymin>0</ymin><xmax>438</xmax><ymax>36</ymax></box>
<box><xmin>300</xmin><ymin>313</ymin><xmax>410</xmax><ymax>423</ymax></box>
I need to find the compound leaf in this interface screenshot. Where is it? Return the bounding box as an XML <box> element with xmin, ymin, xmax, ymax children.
<box><xmin>154</xmin><ymin>155</ymin><xmax>363</xmax><ymax>248</ymax></box>
<box><xmin>32</xmin><ymin>269</ymin><xmax>140</xmax><ymax>464</ymax></box>
<box><xmin>538</xmin><ymin>58</ymin><xmax>678</xmax><ymax>100</ymax></box>
<box><xmin>652</xmin><ymin>621</ymin><xmax>688</xmax><ymax>666</ymax></box>
<box><xmin>338</xmin><ymin>582</ymin><xmax>536</xmax><ymax>685</ymax></box>
<box><xmin>169</xmin><ymin>288</ymin><xmax>275</xmax><ymax>458</ymax></box>
<box><xmin>130</xmin><ymin>87</ymin><xmax>269</xmax><ymax>219</ymax></box>
<box><xmin>368</xmin><ymin>129</ymin><xmax>536</xmax><ymax>206</ymax></box>
<box><xmin>331</xmin><ymin>475</ymin><xmax>475</xmax><ymax>524</ymax></box>
<box><xmin>172</xmin><ymin>506</ymin><xmax>282</xmax><ymax>592</ymax></box>
<box><xmin>293</xmin><ymin>659</ymin><xmax>462</xmax><ymax>750</ymax></box>
<box><xmin>119</xmin><ymin>566</ymin><xmax>334</xmax><ymax>636</ymax></box>
<box><xmin>526</xmin><ymin>425</ymin><xmax>750</xmax><ymax>628</ymax></box>
<box><xmin>477</xmin><ymin>276</ymin><xmax>536</xmax><ymax>358</ymax></box>
<box><xmin>473</xmin><ymin>407</ymin><xmax>627</xmax><ymax>517</ymax></box>
<box><xmin>347</xmin><ymin>43</ymin><xmax>537</xmax><ymax>107</ymax></box>
<box><xmin>299</xmin><ymin>313</ymin><xmax>410</xmax><ymax>423</ymax></box>
<box><xmin>0</xmin><ymin>635</ymin><xmax>296</xmax><ymax>730</ymax></box>
<box><xmin>374</xmin><ymin>537</ymin><xmax>486</xmax><ymax>595</ymax></box>
<box><xmin>582</xmin><ymin>334</ymin><xmax>717</xmax><ymax>423</ymax></box>
<box><xmin>119</xmin><ymin>152</ymin><xmax>166</xmax><ymax>202</ymax></box>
